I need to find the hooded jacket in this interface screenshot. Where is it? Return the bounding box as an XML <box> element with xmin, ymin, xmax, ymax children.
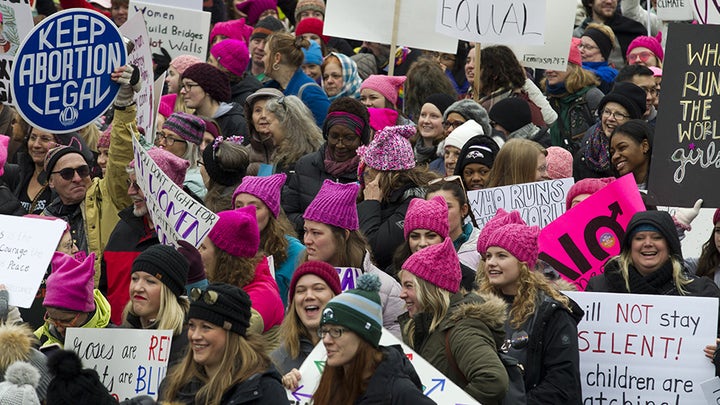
<box><xmin>356</xmin><ymin>345</ymin><xmax>436</xmax><ymax>404</ymax></box>
<box><xmin>230</xmin><ymin>74</ymin><xmax>263</xmax><ymax>107</ymax></box>
<box><xmin>214</xmin><ymin>102</ymin><xmax>249</xmax><ymax>138</ymax></box>
<box><xmin>35</xmin><ymin>289</ymin><xmax>112</xmax><ymax>348</ymax></box>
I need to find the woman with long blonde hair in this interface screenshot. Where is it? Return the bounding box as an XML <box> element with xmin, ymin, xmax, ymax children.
<box><xmin>486</xmin><ymin>138</ymin><xmax>548</xmax><ymax>188</ymax></box>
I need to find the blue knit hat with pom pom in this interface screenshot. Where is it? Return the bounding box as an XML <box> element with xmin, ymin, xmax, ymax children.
<box><xmin>320</xmin><ymin>273</ymin><xmax>383</xmax><ymax>347</ymax></box>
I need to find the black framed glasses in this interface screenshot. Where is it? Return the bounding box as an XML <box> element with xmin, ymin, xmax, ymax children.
<box><xmin>44</xmin><ymin>311</ymin><xmax>82</xmax><ymax>328</ymax></box>
<box><xmin>317</xmin><ymin>326</ymin><xmax>347</xmax><ymax>339</ymax></box>
<box><xmin>182</xmin><ymin>82</ymin><xmax>201</xmax><ymax>92</ymax></box>
<box><xmin>442</xmin><ymin>120</ymin><xmax>465</xmax><ymax>130</ymax></box>
<box><xmin>51</xmin><ymin>165</ymin><xmax>90</xmax><ymax>181</ymax></box>
<box><xmin>190</xmin><ymin>288</ymin><xmax>219</xmax><ymax>304</ymax></box>
<box><xmin>155</xmin><ymin>132</ymin><xmax>188</xmax><ymax>146</ymax></box>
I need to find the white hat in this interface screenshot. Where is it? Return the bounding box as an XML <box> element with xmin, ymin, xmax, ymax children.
<box><xmin>444</xmin><ymin>119</ymin><xmax>484</xmax><ymax>151</ymax></box>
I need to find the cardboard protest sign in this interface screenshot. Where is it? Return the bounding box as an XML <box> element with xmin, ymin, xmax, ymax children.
<box><xmin>128</xmin><ymin>1</ymin><xmax>211</xmax><ymax>60</ymax></box>
<box><xmin>657</xmin><ymin>0</ymin><xmax>694</xmax><ymax>20</ymax></box>
<box><xmin>649</xmin><ymin>23</ymin><xmax>720</xmax><ymax>207</ymax></box>
<box><xmin>119</xmin><ymin>12</ymin><xmax>155</xmax><ymax>142</ymax></box>
<box><xmin>0</xmin><ymin>215</ymin><xmax>65</xmax><ymax>307</ymax></box>
<box><xmin>324</xmin><ymin>0</ymin><xmax>457</xmax><ymax>54</ymax></box>
<box><xmin>132</xmin><ymin>137</ymin><xmax>218</xmax><ymax>248</ymax></box>
<box><xmin>286</xmin><ymin>327</ymin><xmax>480</xmax><ymax>404</ymax></box>
<box><xmin>0</xmin><ymin>1</ymin><xmax>33</xmax><ymax>105</ymax></box>
<box><xmin>65</xmin><ymin>328</ymin><xmax>173</xmax><ymax>401</ymax></box>
<box><xmin>12</xmin><ymin>9</ymin><xmax>125</xmax><ymax>133</ymax></box>
<box><xmin>566</xmin><ymin>291</ymin><xmax>718</xmax><ymax>404</ymax></box>
<box><xmin>538</xmin><ymin>174</ymin><xmax>644</xmax><ymax>290</ymax></box>
<box><xmin>467</xmin><ymin>178</ymin><xmax>574</xmax><ymax>228</ymax></box>
<box><xmin>693</xmin><ymin>0</ymin><xmax>720</xmax><ymax>24</ymax></box>
<box><xmin>436</xmin><ymin>0</ymin><xmax>546</xmax><ymax>46</ymax></box>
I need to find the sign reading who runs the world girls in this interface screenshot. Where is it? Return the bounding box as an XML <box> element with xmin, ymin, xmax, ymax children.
<box><xmin>11</xmin><ymin>9</ymin><xmax>126</xmax><ymax>133</ymax></box>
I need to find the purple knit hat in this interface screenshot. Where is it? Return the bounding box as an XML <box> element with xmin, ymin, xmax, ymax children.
<box><xmin>545</xmin><ymin>146</ymin><xmax>573</xmax><ymax>180</ymax></box>
<box><xmin>44</xmin><ymin>252</ymin><xmax>96</xmax><ymax>312</ymax></box>
<box><xmin>626</xmin><ymin>32</ymin><xmax>664</xmax><ymax>63</ymax></box>
<box><xmin>402</xmin><ymin>237</ymin><xmax>461</xmax><ymax>293</ymax></box>
<box><xmin>485</xmin><ymin>223</ymin><xmax>540</xmax><ymax>270</ymax></box>
<box><xmin>146</xmin><ymin>147</ymin><xmax>190</xmax><ymax>187</ymax></box>
<box><xmin>360</xmin><ymin>75</ymin><xmax>406</xmax><ymax>107</ymax></box>
<box><xmin>476</xmin><ymin>209</ymin><xmax>525</xmax><ymax>255</ymax></box>
<box><xmin>170</xmin><ymin>55</ymin><xmax>203</xmax><ymax>76</ymax></box>
<box><xmin>163</xmin><ymin>112</ymin><xmax>206</xmax><ymax>145</ymax></box>
<box><xmin>231</xmin><ymin>173</ymin><xmax>287</xmax><ymax>217</ymax></box>
<box><xmin>357</xmin><ymin>125</ymin><xmax>415</xmax><ymax>171</ymax></box>
<box><xmin>303</xmin><ymin>180</ymin><xmax>360</xmax><ymax>230</ymax></box>
<box><xmin>288</xmin><ymin>261</ymin><xmax>342</xmax><ymax>300</ymax></box>
<box><xmin>236</xmin><ymin>0</ymin><xmax>277</xmax><ymax>26</ymax></box>
<box><xmin>210</xmin><ymin>18</ymin><xmax>253</xmax><ymax>43</ymax></box>
<box><xmin>211</xmin><ymin>39</ymin><xmax>251</xmax><ymax>77</ymax></box>
<box><xmin>565</xmin><ymin>177</ymin><xmax>615</xmax><ymax>210</ymax></box>
<box><xmin>404</xmin><ymin>196</ymin><xmax>449</xmax><ymax>239</ymax></box>
<box><xmin>208</xmin><ymin>206</ymin><xmax>260</xmax><ymax>258</ymax></box>
<box><xmin>182</xmin><ymin>63</ymin><xmax>232</xmax><ymax>103</ymax></box>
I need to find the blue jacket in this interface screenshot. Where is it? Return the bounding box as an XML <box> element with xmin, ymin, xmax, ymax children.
<box><xmin>267</xmin><ymin>68</ymin><xmax>330</xmax><ymax>127</ymax></box>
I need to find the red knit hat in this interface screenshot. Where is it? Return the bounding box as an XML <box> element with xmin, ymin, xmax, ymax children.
<box><xmin>208</xmin><ymin>206</ymin><xmax>260</xmax><ymax>258</ymax></box>
<box><xmin>231</xmin><ymin>173</ymin><xmax>287</xmax><ymax>217</ymax></box>
<box><xmin>403</xmin><ymin>196</ymin><xmax>449</xmax><ymax>239</ymax></box>
<box><xmin>485</xmin><ymin>223</ymin><xmax>540</xmax><ymax>270</ymax></box>
<box><xmin>360</xmin><ymin>75</ymin><xmax>406</xmax><ymax>107</ymax></box>
<box><xmin>565</xmin><ymin>177</ymin><xmax>615</xmax><ymax>210</ymax></box>
<box><xmin>211</xmin><ymin>39</ymin><xmax>251</xmax><ymax>77</ymax></box>
<box><xmin>402</xmin><ymin>237</ymin><xmax>461</xmax><ymax>293</ymax></box>
<box><xmin>476</xmin><ymin>208</ymin><xmax>525</xmax><ymax>255</ymax></box>
<box><xmin>44</xmin><ymin>252</ymin><xmax>96</xmax><ymax>312</ymax></box>
<box><xmin>295</xmin><ymin>17</ymin><xmax>329</xmax><ymax>44</ymax></box>
<box><xmin>569</xmin><ymin>37</ymin><xmax>582</xmax><ymax>66</ymax></box>
<box><xmin>303</xmin><ymin>180</ymin><xmax>360</xmax><ymax>230</ymax></box>
<box><xmin>288</xmin><ymin>261</ymin><xmax>342</xmax><ymax>301</ymax></box>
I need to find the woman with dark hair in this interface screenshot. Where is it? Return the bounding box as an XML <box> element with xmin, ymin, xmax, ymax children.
<box><xmin>609</xmin><ymin>119</ymin><xmax>653</xmax><ymax>189</ymax></box>
<box><xmin>404</xmin><ymin>58</ymin><xmax>456</xmax><ymax>122</ymax></box>
<box><xmin>688</xmin><ymin>209</ymin><xmax>720</xmax><ymax>287</ymax></box>
<box><xmin>417</xmin><ymin>93</ymin><xmax>455</xmax><ymax>170</ymax></box>
<box><xmin>431</xmin><ymin>40</ymin><xmax>471</xmax><ymax>96</ymax></box>
<box><xmin>200</xmin><ymin>135</ymin><xmax>249</xmax><ymax>212</ymax></box>
<box><xmin>453</xmin><ymin>134</ymin><xmax>501</xmax><ymax>191</ymax></box>
<box><xmin>282</xmin><ymin>96</ymin><xmax>371</xmax><ymax>235</ymax></box>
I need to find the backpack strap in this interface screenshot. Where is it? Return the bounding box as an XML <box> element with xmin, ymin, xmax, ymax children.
<box><xmin>444</xmin><ymin>328</ymin><xmax>469</xmax><ymax>385</ymax></box>
<box><xmin>297</xmin><ymin>81</ymin><xmax>321</xmax><ymax>99</ymax></box>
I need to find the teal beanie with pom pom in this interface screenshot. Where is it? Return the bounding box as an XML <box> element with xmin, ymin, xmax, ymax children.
<box><xmin>320</xmin><ymin>273</ymin><xmax>383</xmax><ymax>347</ymax></box>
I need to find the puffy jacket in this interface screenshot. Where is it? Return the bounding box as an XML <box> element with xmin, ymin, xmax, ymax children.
<box><xmin>35</xmin><ymin>289</ymin><xmax>112</xmax><ymax>348</ymax></box>
<box><xmin>245</xmin><ymin>257</ymin><xmax>285</xmax><ymax>352</ymax></box>
<box><xmin>456</xmin><ymin>225</ymin><xmax>480</xmax><ymax>271</ymax></box>
<box><xmin>362</xmin><ymin>252</ymin><xmax>405</xmax><ymax>338</ymax></box>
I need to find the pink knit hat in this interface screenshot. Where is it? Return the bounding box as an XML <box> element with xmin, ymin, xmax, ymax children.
<box><xmin>404</xmin><ymin>196</ymin><xmax>449</xmax><ymax>239</ymax></box>
<box><xmin>485</xmin><ymin>223</ymin><xmax>540</xmax><ymax>270</ymax></box>
<box><xmin>97</xmin><ymin>126</ymin><xmax>111</xmax><ymax>149</ymax></box>
<box><xmin>210</xmin><ymin>18</ymin><xmax>253</xmax><ymax>43</ymax></box>
<box><xmin>367</xmin><ymin>107</ymin><xmax>399</xmax><ymax>132</ymax></box>
<box><xmin>236</xmin><ymin>0</ymin><xmax>277</xmax><ymax>26</ymax></box>
<box><xmin>146</xmin><ymin>147</ymin><xmax>190</xmax><ymax>187</ymax></box>
<box><xmin>159</xmin><ymin>94</ymin><xmax>175</xmax><ymax>118</ymax></box>
<box><xmin>0</xmin><ymin>135</ymin><xmax>9</xmax><ymax>176</ymax></box>
<box><xmin>170</xmin><ymin>55</ymin><xmax>203</xmax><ymax>75</ymax></box>
<box><xmin>303</xmin><ymin>180</ymin><xmax>360</xmax><ymax>230</ymax></box>
<box><xmin>360</xmin><ymin>75</ymin><xmax>406</xmax><ymax>107</ymax></box>
<box><xmin>210</xmin><ymin>39</ymin><xmax>251</xmax><ymax>77</ymax></box>
<box><xmin>626</xmin><ymin>32</ymin><xmax>664</xmax><ymax>63</ymax></box>
<box><xmin>476</xmin><ymin>209</ymin><xmax>525</xmax><ymax>255</ymax></box>
<box><xmin>44</xmin><ymin>252</ymin><xmax>96</xmax><ymax>312</ymax></box>
<box><xmin>402</xmin><ymin>237</ymin><xmax>461</xmax><ymax>293</ymax></box>
<box><xmin>565</xmin><ymin>177</ymin><xmax>615</xmax><ymax>210</ymax></box>
<box><xmin>713</xmin><ymin>209</ymin><xmax>720</xmax><ymax>225</ymax></box>
<box><xmin>231</xmin><ymin>173</ymin><xmax>287</xmax><ymax>217</ymax></box>
<box><xmin>208</xmin><ymin>206</ymin><xmax>260</xmax><ymax>258</ymax></box>
<box><xmin>569</xmin><ymin>37</ymin><xmax>582</xmax><ymax>66</ymax></box>
<box><xmin>357</xmin><ymin>125</ymin><xmax>415</xmax><ymax>171</ymax></box>
<box><xmin>545</xmin><ymin>146</ymin><xmax>573</xmax><ymax>179</ymax></box>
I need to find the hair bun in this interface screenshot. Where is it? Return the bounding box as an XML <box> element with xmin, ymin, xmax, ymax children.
<box><xmin>47</xmin><ymin>350</ymin><xmax>83</xmax><ymax>379</ymax></box>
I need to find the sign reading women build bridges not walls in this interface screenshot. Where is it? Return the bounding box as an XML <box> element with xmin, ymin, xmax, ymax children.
<box><xmin>649</xmin><ymin>23</ymin><xmax>720</xmax><ymax>207</ymax></box>
<box><xmin>11</xmin><ymin>9</ymin><xmax>125</xmax><ymax>133</ymax></box>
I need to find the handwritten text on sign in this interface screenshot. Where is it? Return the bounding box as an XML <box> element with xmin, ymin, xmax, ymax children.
<box><xmin>66</xmin><ymin>328</ymin><xmax>173</xmax><ymax>401</ymax></box>
<box><xmin>119</xmin><ymin>12</ymin><xmax>155</xmax><ymax>143</ymax></box>
<box><xmin>566</xmin><ymin>292</ymin><xmax>718</xmax><ymax>405</ymax></box>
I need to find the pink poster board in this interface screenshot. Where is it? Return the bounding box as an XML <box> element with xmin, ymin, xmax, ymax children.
<box><xmin>538</xmin><ymin>175</ymin><xmax>645</xmax><ymax>290</ymax></box>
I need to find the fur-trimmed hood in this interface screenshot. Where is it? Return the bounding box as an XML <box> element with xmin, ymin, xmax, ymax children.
<box><xmin>0</xmin><ymin>322</ymin><xmax>35</xmax><ymax>370</ymax></box>
<box><xmin>446</xmin><ymin>292</ymin><xmax>508</xmax><ymax>349</ymax></box>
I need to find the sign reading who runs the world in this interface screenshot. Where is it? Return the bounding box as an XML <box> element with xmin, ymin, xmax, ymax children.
<box><xmin>11</xmin><ymin>9</ymin><xmax>126</xmax><ymax>133</ymax></box>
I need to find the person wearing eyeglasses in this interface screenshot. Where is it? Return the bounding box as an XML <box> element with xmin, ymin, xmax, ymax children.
<box><xmin>579</xmin><ymin>23</ymin><xmax>618</xmax><ymax>94</ymax></box>
<box><xmin>156</xmin><ymin>112</ymin><xmax>207</xmax><ymax>199</ymax></box>
<box><xmin>312</xmin><ymin>273</ymin><xmax>434</xmax><ymax>404</ymax></box>
<box><xmin>159</xmin><ymin>283</ymin><xmax>288</xmax><ymax>404</ymax></box>
<box><xmin>626</xmin><ymin>33</ymin><xmax>663</xmax><ymax>68</ymax></box>
<box><xmin>616</xmin><ymin>64</ymin><xmax>660</xmax><ymax>123</ymax></box>
<box><xmin>573</xmin><ymin>82</ymin><xmax>647</xmax><ymax>181</ymax></box>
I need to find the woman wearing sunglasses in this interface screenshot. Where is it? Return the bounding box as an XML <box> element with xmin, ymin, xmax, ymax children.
<box><xmin>160</xmin><ymin>283</ymin><xmax>288</xmax><ymax>404</ymax></box>
<box><xmin>626</xmin><ymin>33</ymin><xmax>663</xmax><ymax>68</ymax></box>
<box><xmin>121</xmin><ymin>244</ymin><xmax>190</xmax><ymax>366</ymax></box>
<box><xmin>313</xmin><ymin>273</ymin><xmax>434</xmax><ymax>404</ymax></box>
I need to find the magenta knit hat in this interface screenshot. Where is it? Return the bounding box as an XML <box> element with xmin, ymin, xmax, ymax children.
<box><xmin>402</xmin><ymin>237</ymin><xmax>461</xmax><ymax>293</ymax></box>
<box><xmin>295</xmin><ymin>18</ymin><xmax>329</xmax><ymax>44</ymax></box>
<box><xmin>403</xmin><ymin>196</ymin><xmax>449</xmax><ymax>239</ymax></box>
<box><xmin>545</xmin><ymin>146</ymin><xmax>573</xmax><ymax>179</ymax></box>
<box><xmin>43</xmin><ymin>252</ymin><xmax>96</xmax><ymax>312</ymax></box>
<box><xmin>367</xmin><ymin>107</ymin><xmax>399</xmax><ymax>132</ymax></box>
<box><xmin>210</xmin><ymin>18</ymin><xmax>253</xmax><ymax>43</ymax></box>
<box><xmin>303</xmin><ymin>180</ymin><xmax>360</xmax><ymax>230</ymax></box>
<box><xmin>182</xmin><ymin>63</ymin><xmax>232</xmax><ymax>103</ymax></box>
<box><xmin>163</xmin><ymin>112</ymin><xmax>206</xmax><ymax>145</ymax></box>
<box><xmin>231</xmin><ymin>173</ymin><xmax>287</xmax><ymax>217</ymax></box>
<box><xmin>0</xmin><ymin>135</ymin><xmax>8</xmax><ymax>176</ymax></box>
<box><xmin>159</xmin><ymin>94</ymin><xmax>175</xmax><ymax>118</ymax></box>
<box><xmin>476</xmin><ymin>209</ymin><xmax>525</xmax><ymax>255</ymax></box>
<box><xmin>626</xmin><ymin>32</ymin><xmax>664</xmax><ymax>63</ymax></box>
<box><xmin>485</xmin><ymin>223</ymin><xmax>540</xmax><ymax>270</ymax></box>
<box><xmin>565</xmin><ymin>177</ymin><xmax>615</xmax><ymax>210</ymax></box>
<box><xmin>146</xmin><ymin>147</ymin><xmax>190</xmax><ymax>187</ymax></box>
<box><xmin>288</xmin><ymin>261</ymin><xmax>342</xmax><ymax>300</ymax></box>
<box><xmin>208</xmin><ymin>206</ymin><xmax>260</xmax><ymax>258</ymax></box>
<box><xmin>714</xmin><ymin>209</ymin><xmax>720</xmax><ymax>225</ymax></box>
<box><xmin>236</xmin><ymin>0</ymin><xmax>277</xmax><ymax>26</ymax></box>
<box><xmin>360</xmin><ymin>75</ymin><xmax>406</xmax><ymax>107</ymax></box>
<box><xmin>170</xmin><ymin>55</ymin><xmax>203</xmax><ymax>75</ymax></box>
<box><xmin>357</xmin><ymin>125</ymin><xmax>415</xmax><ymax>171</ymax></box>
<box><xmin>211</xmin><ymin>39</ymin><xmax>251</xmax><ymax>77</ymax></box>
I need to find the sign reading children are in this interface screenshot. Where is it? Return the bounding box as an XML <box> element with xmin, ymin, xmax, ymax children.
<box><xmin>12</xmin><ymin>9</ymin><xmax>125</xmax><ymax>133</ymax></box>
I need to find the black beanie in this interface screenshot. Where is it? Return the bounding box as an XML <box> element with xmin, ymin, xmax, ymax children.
<box><xmin>46</xmin><ymin>350</ymin><xmax>116</xmax><ymax>405</ymax></box>
<box><xmin>453</xmin><ymin>134</ymin><xmax>501</xmax><ymax>175</ymax></box>
<box><xmin>598</xmin><ymin>82</ymin><xmax>647</xmax><ymax>120</ymax></box>
<box><xmin>489</xmin><ymin>97</ymin><xmax>532</xmax><ymax>133</ymax></box>
<box><xmin>250</xmin><ymin>16</ymin><xmax>284</xmax><ymax>41</ymax></box>
<box><xmin>623</xmin><ymin>211</ymin><xmax>682</xmax><ymax>261</ymax></box>
<box><xmin>182</xmin><ymin>63</ymin><xmax>231</xmax><ymax>103</ymax></box>
<box><xmin>424</xmin><ymin>93</ymin><xmax>456</xmax><ymax>116</ymax></box>
<box><xmin>188</xmin><ymin>283</ymin><xmax>252</xmax><ymax>336</ymax></box>
<box><xmin>132</xmin><ymin>244</ymin><xmax>189</xmax><ymax>297</ymax></box>
<box><xmin>583</xmin><ymin>27</ymin><xmax>613</xmax><ymax>61</ymax></box>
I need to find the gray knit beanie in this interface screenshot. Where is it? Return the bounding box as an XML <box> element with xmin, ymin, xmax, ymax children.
<box><xmin>444</xmin><ymin>99</ymin><xmax>492</xmax><ymax>138</ymax></box>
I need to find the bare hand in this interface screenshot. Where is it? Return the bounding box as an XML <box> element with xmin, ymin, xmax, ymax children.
<box><xmin>282</xmin><ymin>368</ymin><xmax>302</xmax><ymax>390</ymax></box>
<box><xmin>363</xmin><ymin>176</ymin><xmax>383</xmax><ymax>201</ymax></box>
<box><xmin>703</xmin><ymin>338</ymin><xmax>719</xmax><ymax>361</ymax></box>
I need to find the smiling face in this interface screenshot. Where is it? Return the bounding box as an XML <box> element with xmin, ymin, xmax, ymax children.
<box><xmin>303</xmin><ymin>220</ymin><xmax>339</xmax><ymax>265</ymax></box>
<box><xmin>127</xmin><ymin>172</ymin><xmax>147</xmax><ymax>217</ymax></box>
<box><xmin>322</xmin><ymin>324</ymin><xmax>361</xmax><ymax>368</ymax></box>
<box><xmin>630</xmin><ymin>231</ymin><xmax>669</xmax><ymax>276</ymax></box>
<box><xmin>465</xmin><ymin>47</ymin><xmax>475</xmax><ymax>83</ymax></box>
<box><xmin>188</xmin><ymin>318</ymin><xmax>227</xmax><ymax>373</ymax></box>
<box><xmin>591</xmin><ymin>0</ymin><xmax>617</xmax><ymax>21</ymax></box>
<box><xmin>27</xmin><ymin>129</ymin><xmax>55</xmax><ymax>166</ymax></box>
<box><xmin>610</xmin><ymin>132</ymin><xmax>648</xmax><ymax>178</ymax></box>
<box><xmin>484</xmin><ymin>246</ymin><xmax>523</xmax><ymax>295</ymax></box>
<box><xmin>443</xmin><ymin>145</ymin><xmax>461</xmax><ymax>176</ymax></box>
<box><xmin>601</xmin><ymin>101</ymin><xmax>630</xmax><ymax>137</ymax></box>
<box><xmin>130</xmin><ymin>271</ymin><xmax>162</xmax><ymax>324</ymax></box>
<box><xmin>418</xmin><ymin>103</ymin><xmax>444</xmax><ymax>143</ymax></box>
<box><xmin>294</xmin><ymin>274</ymin><xmax>335</xmax><ymax>333</ymax></box>
<box><xmin>326</xmin><ymin>124</ymin><xmax>361</xmax><ymax>163</ymax></box>
<box><xmin>360</xmin><ymin>89</ymin><xmax>387</xmax><ymax>109</ymax></box>
<box><xmin>544</xmin><ymin>68</ymin><xmax>569</xmax><ymax>87</ymax></box>
<box><xmin>399</xmin><ymin>271</ymin><xmax>422</xmax><ymax>317</ymax></box>
<box><xmin>627</xmin><ymin>46</ymin><xmax>659</xmax><ymax>67</ymax></box>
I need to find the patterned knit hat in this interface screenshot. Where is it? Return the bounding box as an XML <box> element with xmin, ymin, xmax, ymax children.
<box><xmin>356</xmin><ymin>124</ymin><xmax>415</xmax><ymax>171</ymax></box>
<box><xmin>360</xmin><ymin>75</ymin><xmax>406</xmax><ymax>107</ymax></box>
<box><xmin>188</xmin><ymin>283</ymin><xmax>252</xmax><ymax>336</ymax></box>
<box><xmin>289</xmin><ymin>261</ymin><xmax>342</xmax><ymax>300</ymax></box>
<box><xmin>211</xmin><ymin>39</ymin><xmax>250</xmax><ymax>77</ymax></box>
<box><xmin>97</xmin><ymin>127</ymin><xmax>111</xmax><ymax>149</ymax></box>
<box><xmin>565</xmin><ymin>177</ymin><xmax>615</xmax><ymax>210</ymax></box>
<box><xmin>43</xmin><ymin>146</ymin><xmax>87</xmax><ymax>180</ymax></box>
<box><xmin>163</xmin><ymin>112</ymin><xmax>205</xmax><ymax>145</ymax></box>
<box><xmin>208</xmin><ymin>206</ymin><xmax>260</xmax><ymax>258</ymax></box>
<box><xmin>453</xmin><ymin>134</ymin><xmax>500</xmax><ymax>176</ymax></box>
<box><xmin>0</xmin><ymin>135</ymin><xmax>8</xmax><ymax>177</ymax></box>
<box><xmin>402</xmin><ymin>237</ymin><xmax>461</xmax><ymax>293</ymax></box>
<box><xmin>44</xmin><ymin>252</ymin><xmax>96</xmax><ymax>313</ymax></box>
<box><xmin>132</xmin><ymin>244</ymin><xmax>189</xmax><ymax>298</ymax></box>
<box><xmin>294</xmin><ymin>0</ymin><xmax>325</xmax><ymax>21</ymax></box>
<box><xmin>231</xmin><ymin>173</ymin><xmax>287</xmax><ymax>217</ymax></box>
<box><xmin>250</xmin><ymin>16</ymin><xmax>285</xmax><ymax>41</ymax></box>
<box><xmin>303</xmin><ymin>180</ymin><xmax>360</xmax><ymax>230</ymax></box>
<box><xmin>321</xmin><ymin>273</ymin><xmax>382</xmax><ymax>347</ymax></box>
<box><xmin>295</xmin><ymin>18</ymin><xmax>328</xmax><ymax>44</ymax></box>
<box><xmin>485</xmin><ymin>223</ymin><xmax>540</xmax><ymax>270</ymax></box>
<box><xmin>444</xmin><ymin>119</ymin><xmax>483</xmax><ymax>151</ymax></box>
<box><xmin>476</xmin><ymin>209</ymin><xmax>525</xmax><ymax>255</ymax></box>
<box><xmin>170</xmin><ymin>55</ymin><xmax>203</xmax><ymax>76</ymax></box>
<box><xmin>546</xmin><ymin>146</ymin><xmax>573</xmax><ymax>179</ymax></box>
<box><xmin>209</xmin><ymin>18</ymin><xmax>253</xmax><ymax>43</ymax></box>
<box><xmin>236</xmin><ymin>0</ymin><xmax>277</xmax><ymax>26</ymax></box>
<box><xmin>626</xmin><ymin>32</ymin><xmax>664</xmax><ymax>63</ymax></box>
<box><xmin>146</xmin><ymin>147</ymin><xmax>190</xmax><ymax>187</ymax></box>
<box><xmin>444</xmin><ymin>100</ymin><xmax>492</xmax><ymax>138</ymax></box>
<box><xmin>182</xmin><ymin>63</ymin><xmax>232</xmax><ymax>103</ymax></box>
<box><xmin>404</xmin><ymin>196</ymin><xmax>449</xmax><ymax>239</ymax></box>
<box><xmin>0</xmin><ymin>362</ymin><xmax>41</xmax><ymax>405</ymax></box>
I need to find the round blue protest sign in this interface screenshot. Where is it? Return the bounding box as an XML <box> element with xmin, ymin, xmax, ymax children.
<box><xmin>12</xmin><ymin>9</ymin><xmax>126</xmax><ymax>134</ymax></box>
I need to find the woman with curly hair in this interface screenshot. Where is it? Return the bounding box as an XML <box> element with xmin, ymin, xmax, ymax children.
<box><xmin>263</xmin><ymin>95</ymin><xmax>323</xmax><ymax>174</ymax></box>
<box><xmin>477</xmin><ymin>209</ymin><xmax>583</xmax><ymax>403</ymax></box>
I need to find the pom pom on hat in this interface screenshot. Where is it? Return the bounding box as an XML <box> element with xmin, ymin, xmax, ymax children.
<box><xmin>170</xmin><ymin>55</ymin><xmax>203</xmax><ymax>76</ymax></box>
<box><xmin>0</xmin><ymin>362</ymin><xmax>41</xmax><ymax>405</ymax></box>
<box><xmin>163</xmin><ymin>112</ymin><xmax>206</xmax><ymax>145</ymax></box>
<box><xmin>46</xmin><ymin>350</ymin><xmax>119</xmax><ymax>405</ymax></box>
<box><xmin>289</xmin><ymin>261</ymin><xmax>342</xmax><ymax>301</ymax></box>
<box><xmin>232</xmin><ymin>173</ymin><xmax>287</xmax><ymax>217</ymax></box>
<box><xmin>210</xmin><ymin>39</ymin><xmax>251</xmax><ymax>77</ymax></box>
<box><xmin>43</xmin><ymin>252</ymin><xmax>96</xmax><ymax>313</ymax></box>
<box><xmin>356</xmin><ymin>124</ymin><xmax>415</xmax><ymax>171</ymax></box>
<box><xmin>146</xmin><ymin>147</ymin><xmax>190</xmax><ymax>187</ymax></box>
<box><xmin>485</xmin><ymin>222</ymin><xmax>540</xmax><ymax>270</ymax></box>
<box><xmin>303</xmin><ymin>180</ymin><xmax>360</xmax><ymax>230</ymax></box>
<box><xmin>404</xmin><ymin>196</ymin><xmax>449</xmax><ymax>239</ymax></box>
<box><xmin>565</xmin><ymin>177</ymin><xmax>615</xmax><ymax>210</ymax></box>
<box><xmin>182</xmin><ymin>63</ymin><xmax>232</xmax><ymax>103</ymax></box>
<box><xmin>476</xmin><ymin>209</ymin><xmax>525</xmax><ymax>255</ymax></box>
<box><xmin>360</xmin><ymin>75</ymin><xmax>406</xmax><ymax>107</ymax></box>
<box><xmin>402</xmin><ymin>237</ymin><xmax>461</xmax><ymax>293</ymax></box>
<box><xmin>545</xmin><ymin>146</ymin><xmax>573</xmax><ymax>179</ymax></box>
<box><xmin>208</xmin><ymin>206</ymin><xmax>261</xmax><ymax>258</ymax></box>
<box><xmin>321</xmin><ymin>273</ymin><xmax>383</xmax><ymax>347</ymax></box>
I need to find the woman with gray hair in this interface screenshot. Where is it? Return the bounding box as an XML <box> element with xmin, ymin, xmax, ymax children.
<box><xmin>263</xmin><ymin>95</ymin><xmax>323</xmax><ymax>174</ymax></box>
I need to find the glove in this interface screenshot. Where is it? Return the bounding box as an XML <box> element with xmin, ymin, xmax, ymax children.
<box><xmin>675</xmin><ymin>199</ymin><xmax>703</xmax><ymax>228</ymax></box>
<box><xmin>152</xmin><ymin>47</ymin><xmax>171</xmax><ymax>79</ymax></box>
<box><xmin>114</xmin><ymin>64</ymin><xmax>141</xmax><ymax>108</ymax></box>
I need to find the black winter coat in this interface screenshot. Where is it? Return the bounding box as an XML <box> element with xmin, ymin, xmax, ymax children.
<box><xmin>230</xmin><ymin>74</ymin><xmax>263</xmax><ymax>108</ymax></box>
<box><xmin>216</xmin><ymin>102</ymin><xmax>249</xmax><ymax>138</ymax></box>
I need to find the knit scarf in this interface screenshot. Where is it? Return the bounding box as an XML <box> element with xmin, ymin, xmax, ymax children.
<box><xmin>414</xmin><ymin>142</ymin><xmax>436</xmax><ymax>165</ymax></box>
<box><xmin>453</xmin><ymin>222</ymin><xmax>473</xmax><ymax>250</ymax></box>
<box><xmin>583</xmin><ymin>124</ymin><xmax>611</xmax><ymax>172</ymax></box>
<box><xmin>324</xmin><ymin>146</ymin><xmax>360</xmax><ymax>178</ymax></box>
<box><xmin>545</xmin><ymin>82</ymin><xmax>568</xmax><ymax>96</ymax></box>
<box><xmin>582</xmin><ymin>61</ymin><xmax>618</xmax><ymax>85</ymax></box>
<box><xmin>605</xmin><ymin>260</ymin><xmax>675</xmax><ymax>294</ymax></box>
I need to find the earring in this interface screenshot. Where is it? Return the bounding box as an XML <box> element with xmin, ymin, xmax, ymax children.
<box><xmin>272</xmin><ymin>63</ymin><xmax>280</xmax><ymax>71</ymax></box>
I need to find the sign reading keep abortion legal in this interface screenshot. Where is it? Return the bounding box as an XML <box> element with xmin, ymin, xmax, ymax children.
<box><xmin>12</xmin><ymin>9</ymin><xmax>126</xmax><ymax>133</ymax></box>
